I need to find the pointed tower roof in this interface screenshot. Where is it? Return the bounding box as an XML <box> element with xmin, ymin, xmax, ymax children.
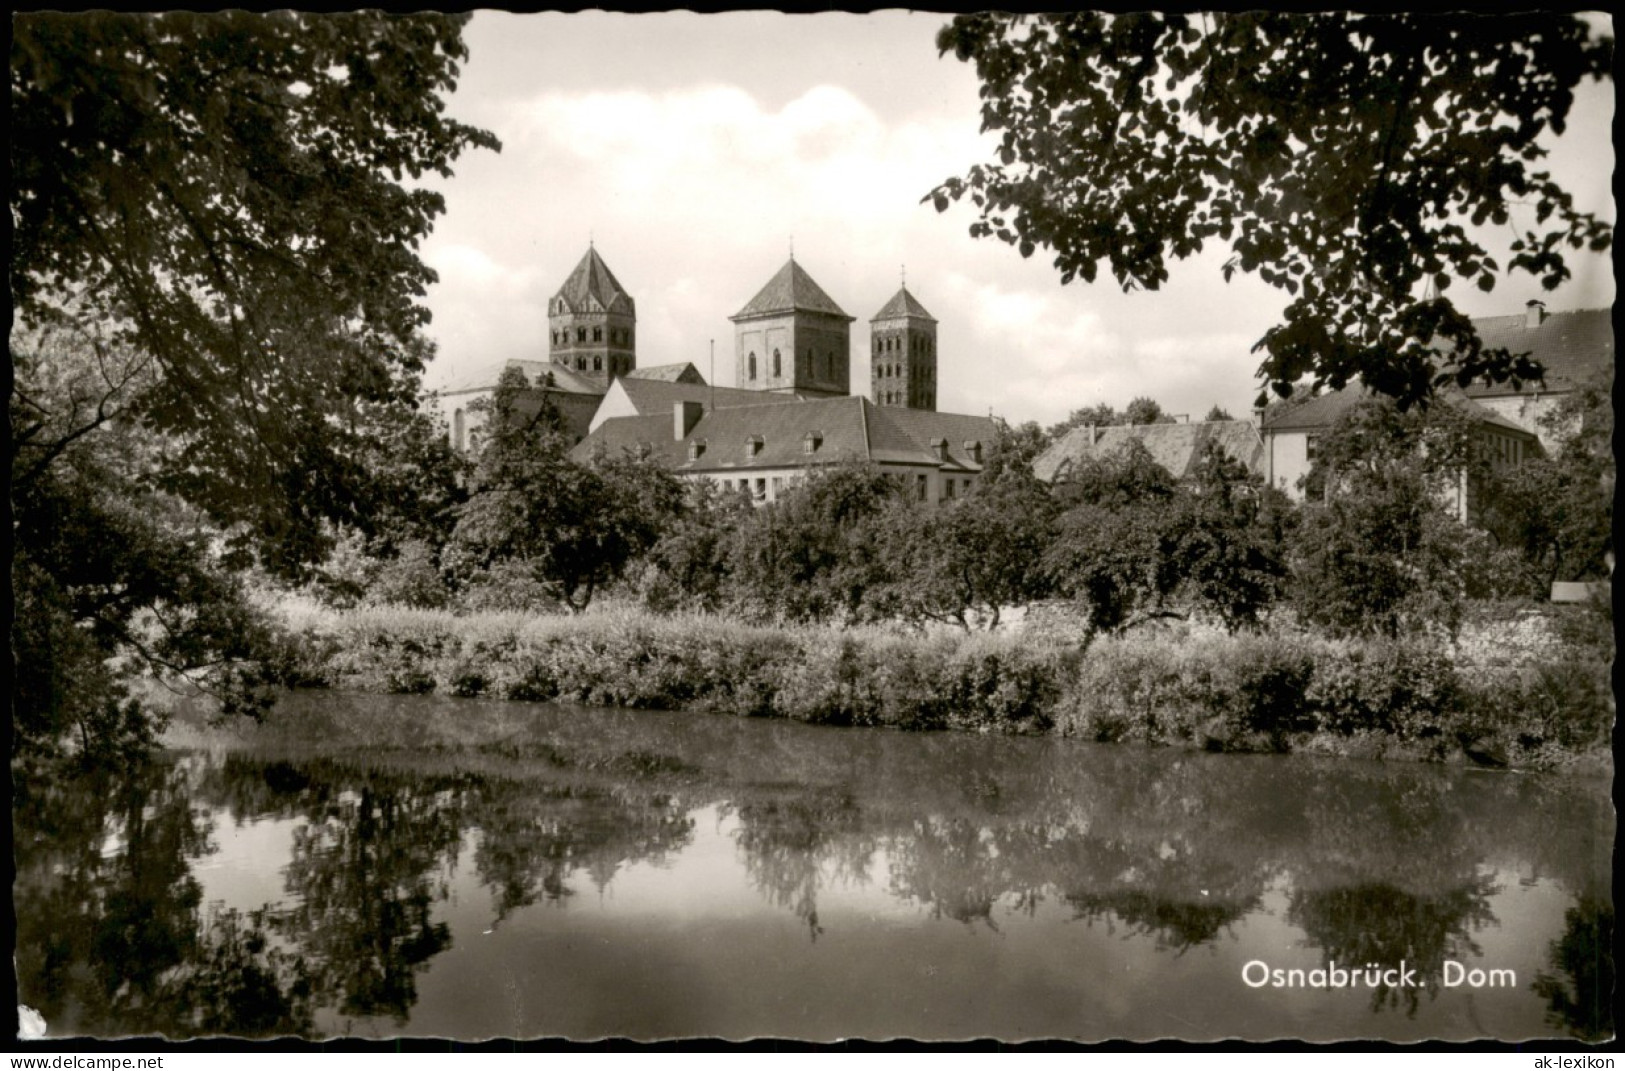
<box><xmin>870</xmin><ymin>285</ymin><xmax>937</xmax><ymax>323</ymax></box>
<box><xmin>554</xmin><ymin>246</ymin><xmax>635</xmax><ymax>316</ymax></box>
<box><xmin>731</xmin><ymin>259</ymin><xmax>854</xmax><ymax>322</ymax></box>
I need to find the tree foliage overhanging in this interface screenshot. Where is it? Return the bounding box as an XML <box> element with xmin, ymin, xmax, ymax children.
<box><xmin>11</xmin><ymin>11</ymin><xmax>500</xmax><ymax>571</ymax></box>
<box><xmin>929</xmin><ymin>12</ymin><xmax>1613</xmax><ymax>408</ymax></box>
<box><xmin>10</xmin><ymin>12</ymin><xmax>497</xmax><ymax>759</ymax></box>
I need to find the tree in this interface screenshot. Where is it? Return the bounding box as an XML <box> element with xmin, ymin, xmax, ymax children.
<box><xmin>1203</xmin><ymin>405</ymin><xmax>1235</xmax><ymax>422</ymax></box>
<box><xmin>875</xmin><ymin>464</ymin><xmax>1058</xmax><ymax>631</ymax></box>
<box><xmin>1479</xmin><ymin>369</ymin><xmax>1613</xmax><ymax>585</ymax></box>
<box><xmin>930</xmin><ymin>13</ymin><xmax>1613</xmax><ymax>408</ymax></box>
<box><xmin>446</xmin><ymin>368</ymin><xmax>682</xmax><ymax>613</ymax></box>
<box><xmin>723</xmin><ymin>464</ymin><xmax>905</xmax><ymax>625</ymax></box>
<box><xmin>1171</xmin><ymin>443</ymin><xmax>1289</xmax><ymax>631</ymax></box>
<box><xmin>12</xmin><ymin>324</ymin><xmax>281</xmax><ymax>761</ymax></box>
<box><xmin>1123</xmin><ymin>396</ymin><xmax>1172</xmax><ymax>426</ymax></box>
<box><xmin>637</xmin><ymin>480</ymin><xmax>754</xmax><ymax>615</ymax></box>
<box><xmin>1045</xmin><ymin>441</ymin><xmax>1186</xmax><ymax>637</ymax></box>
<box><xmin>12</xmin><ymin>12</ymin><xmax>499</xmax><ymax>572</ymax></box>
<box><xmin>11</xmin><ymin>13</ymin><xmax>495</xmax><ymax>759</ymax></box>
<box><xmin>1288</xmin><ymin>400</ymin><xmax>1474</xmax><ymax>637</ymax></box>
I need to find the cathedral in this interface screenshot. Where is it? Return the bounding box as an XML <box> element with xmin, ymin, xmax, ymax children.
<box><xmin>443</xmin><ymin>245</ymin><xmax>991</xmax><ymax>505</ymax></box>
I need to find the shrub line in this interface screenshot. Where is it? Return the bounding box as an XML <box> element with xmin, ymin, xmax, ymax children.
<box><xmin>267</xmin><ymin>602</ymin><xmax>1612</xmax><ymax>773</ymax></box>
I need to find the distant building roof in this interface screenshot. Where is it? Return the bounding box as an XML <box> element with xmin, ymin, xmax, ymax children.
<box><xmin>731</xmin><ymin>259</ymin><xmax>854</xmax><ymax>322</ymax></box>
<box><xmin>621</xmin><ymin>362</ymin><xmax>705</xmax><ymax>384</ymax></box>
<box><xmin>1261</xmin><ymin>387</ymin><xmax>1538</xmax><ymax>438</ymax></box>
<box><xmin>610</xmin><ymin>377</ymin><xmax>806</xmax><ymax>415</ymax></box>
<box><xmin>1454</xmin><ymin>307</ymin><xmax>1612</xmax><ymax>396</ymax></box>
<box><xmin>573</xmin><ymin>395</ymin><xmax>995</xmax><ymax>475</ymax></box>
<box><xmin>554</xmin><ymin>246</ymin><xmax>635</xmax><ymax>317</ymax></box>
<box><xmin>437</xmin><ymin>358</ymin><xmax>607</xmax><ymax>397</ymax></box>
<box><xmin>870</xmin><ymin>286</ymin><xmax>937</xmax><ymax>324</ymax></box>
<box><xmin>1035</xmin><ymin>420</ymin><xmax>1265</xmax><ymax>483</ymax></box>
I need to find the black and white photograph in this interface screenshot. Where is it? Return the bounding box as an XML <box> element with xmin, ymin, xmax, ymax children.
<box><xmin>10</xmin><ymin>10</ymin><xmax>1615</xmax><ymax>1047</ymax></box>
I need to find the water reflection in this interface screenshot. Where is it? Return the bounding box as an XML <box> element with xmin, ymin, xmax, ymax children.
<box><xmin>11</xmin><ymin>693</ymin><xmax>1613</xmax><ymax>1040</ymax></box>
<box><xmin>1533</xmin><ymin>895</ymin><xmax>1616</xmax><ymax>1041</ymax></box>
<box><xmin>12</xmin><ymin>760</ymin><xmax>313</xmax><ymax>1037</ymax></box>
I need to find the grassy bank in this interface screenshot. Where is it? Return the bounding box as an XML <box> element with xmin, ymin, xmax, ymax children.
<box><xmin>267</xmin><ymin>600</ymin><xmax>1613</xmax><ymax>773</ymax></box>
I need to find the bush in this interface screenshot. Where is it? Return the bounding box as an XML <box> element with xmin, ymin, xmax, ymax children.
<box><xmin>1305</xmin><ymin>641</ymin><xmax>1460</xmax><ymax>739</ymax></box>
<box><xmin>265</xmin><ymin>599</ymin><xmax>1606</xmax><ymax>771</ymax></box>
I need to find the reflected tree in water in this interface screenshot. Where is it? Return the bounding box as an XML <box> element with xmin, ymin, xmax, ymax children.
<box><xmin>1288</xmin><ymin>878</ymin><xmax>1499</xmax><ymax>1016</ymax></box>
<box><xmin>1065</xmin><ymin>889</ymin><xmax>1256</xmax><ymax>953</ymax></box>
<box><xmin>731</xmin><ymin>788</ymin><xmax>872</xmax><ymax>940</ymax></box>
<box><xmin>273</xmin><ymin>769</ymin><xmax>469</xmax><ymax>1023</ymax></box>
<box><xmin>1532</xmin><ymin>895</ymin><xmax>1615</xmax><ymax>1042</ymax></box>
<box><xmin>465</xmin><ymin>780</ymin><xmax>696</xmax><ymax>921</ymax></box>
<box><xmin>13</xmin><ymin>758</ymin><xmax>313</xmax><ymax>1037</ymax></box>
<box><xmin>886</xmin><ymin>815</ymin><xmax>1048</xmax><ymax>928</ymax></box>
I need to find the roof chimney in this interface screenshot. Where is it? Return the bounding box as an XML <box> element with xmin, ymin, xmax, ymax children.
<box><xmin>674</xmin><ymin>400</ymin><xmax>703</xmax><ymax>440</ymax></box>
<box><xmin>1525</xmin><ymin>300</ymin><xmax>1546</xmax><ymax>329</ymax></box>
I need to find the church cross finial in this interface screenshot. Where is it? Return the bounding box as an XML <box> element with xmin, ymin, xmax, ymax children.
<box><xmin>901</xmin><ymin>264</ymin><xmax>906</xmax><ymax>289</ymax></box>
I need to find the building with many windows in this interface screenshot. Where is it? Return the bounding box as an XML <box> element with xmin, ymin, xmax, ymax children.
<box><xmin>572</xmin><ymin>394</ymin><xmax>994</xmax><ymax>506</ymax></box>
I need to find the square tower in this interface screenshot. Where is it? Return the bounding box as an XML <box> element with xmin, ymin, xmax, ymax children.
<box><xmin>869</xmin><ymin>286</ymin><xmax>937</xmax><ymax>411</ymax></box>
<box><xmin>729</xmin><ymin>257</ymin><xmax>854</xmax><ymax>398</ymax></box>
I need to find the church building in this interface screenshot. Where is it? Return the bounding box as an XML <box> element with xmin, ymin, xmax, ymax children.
<box><xmin>729</xmin><ymin>257</ymin><xmax>854</xmax><ymax>399</ymax></box>
<box><xmin>572</xmin><ymin>252</ymin><xmax>994</xmax><ymax>504</ymax></box>
<box><xmin>438</xmin><ymin>244</ymin><xmax>697</xmax><ymax>450</ymax></box>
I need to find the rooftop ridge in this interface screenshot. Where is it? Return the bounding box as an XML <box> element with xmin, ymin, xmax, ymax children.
<box><xmin>731</xmin><ymin>258</ymin><xmax>854</xmax><ymax>321</ymax></box>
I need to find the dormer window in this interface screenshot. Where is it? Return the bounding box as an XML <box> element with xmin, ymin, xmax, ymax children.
<box><xmin>965</xmin><ymin>440</ymin><xmax>983</xmax><ymax>464</ymax></box>
<box><xmin>930</xmin><ymin>437</ymin><xmax>948</xmax><ymax>462</ymax></box>
<box><xmin>688</xmin><ymin>439</ymin><xmax>707</xmax><ymax>461</ymax></box>
<box><xmin>745</xmin><ymin>435</ymin><xmax>764</xmax><ymax>459</ymax></box>
<box><xmin>803</xmin><ymin>431</ymin><xmax>822</xmax><ymax>454</ymax></box>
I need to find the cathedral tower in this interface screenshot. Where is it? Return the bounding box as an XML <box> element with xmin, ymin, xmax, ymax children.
<box><xmin>729</xmin><ymin>257</ymin><xmax>854</xmax><ymax>398</ymax></box>
<box><xmin>548</xmin><ymin>245</ymin><xmax>636</xmax><ymax>388</ymax></box>
<box><xmin>869</xmin><ymin>285</ymin><xmax>937</xmax><ymax>411</ymax></box>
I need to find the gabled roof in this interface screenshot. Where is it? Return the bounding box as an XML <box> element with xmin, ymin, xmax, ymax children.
<box><xmin>572</xmin><ymin>395</ymin><xmax>996</xmax><ymax>474</ymax></box>
<box><xmin>870</xmin><ymin>286</ymin><xmax>937</xmax><ymax>324</ymax></box>
<box><xmin>730</xmin><ymin>259</ymin><xmax>854</xmax><ymax>322</ymax></box>
<box><xmin>622</xmin><ymin>362</ymin><xmax>705</xmax><ymax>384</ymax></box>
<box><xmin>1261</xmin><ymin>387</ymin><xmax>1538</xmax><ymax>438</ymax></box>
<box><xmin>1035</xmin><ymin>421</ymin><xmax>1266</xmax><ymax>483</ymax></box>
<box><xmin>437</xmin><ymin>358</ymin><xmax>607</xmax><ymax>397</ymax></box>
<box><xmin>554</xmin><ymin>246</ymin><xmax>635</xmax><ymax>317</ymax></box>
<box><xmin>1454</xmin><ymin>308</ymin><xmax>1612</xmax><ymax>396</ymax></box>
<box><xmin>612</xmin><ymin>377</ymin><xmax>806</xmax><ymax>415</ymax></box>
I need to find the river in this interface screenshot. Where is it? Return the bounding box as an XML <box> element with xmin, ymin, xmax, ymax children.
<box><xmin>12</xmin><ymin>691</ymin><xmax>1613</xmax><ymax>1042</ymax></box>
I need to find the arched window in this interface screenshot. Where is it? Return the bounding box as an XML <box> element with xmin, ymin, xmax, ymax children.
<box><xmin>748</xmin><ymin>353</ymin><xmax>757</xmax><ymax>380</ymax></box>
<box><xmin>593</xmin><ymin>326</ymin><xmax>603</xmax><ymax>342</ymax></box>
<box><xmin>593</xmin><ymin>355</ymin><xmax>602</xmax><ymax>372</ymax></box>
<box><xmin>576</xmin><ymin>327</ymin><xmax>587</xmax><ymax>343</ymax></box>
<box><xmin>773</xmin><ymin>350</ymin><xmax>781</xmax><ymax>378</ymax></box>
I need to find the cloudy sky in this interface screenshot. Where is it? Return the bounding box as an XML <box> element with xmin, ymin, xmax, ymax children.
<box><xmin>418</xmin><ymin>11</ymin><xmax>1615</xmax><ymax>427</ymax></box>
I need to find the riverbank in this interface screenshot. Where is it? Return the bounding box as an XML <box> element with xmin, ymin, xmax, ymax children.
<box><xmin>265</xmin><ymin>599</ymin><xmax>1613</xmax><ymax>774</ymax></box>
